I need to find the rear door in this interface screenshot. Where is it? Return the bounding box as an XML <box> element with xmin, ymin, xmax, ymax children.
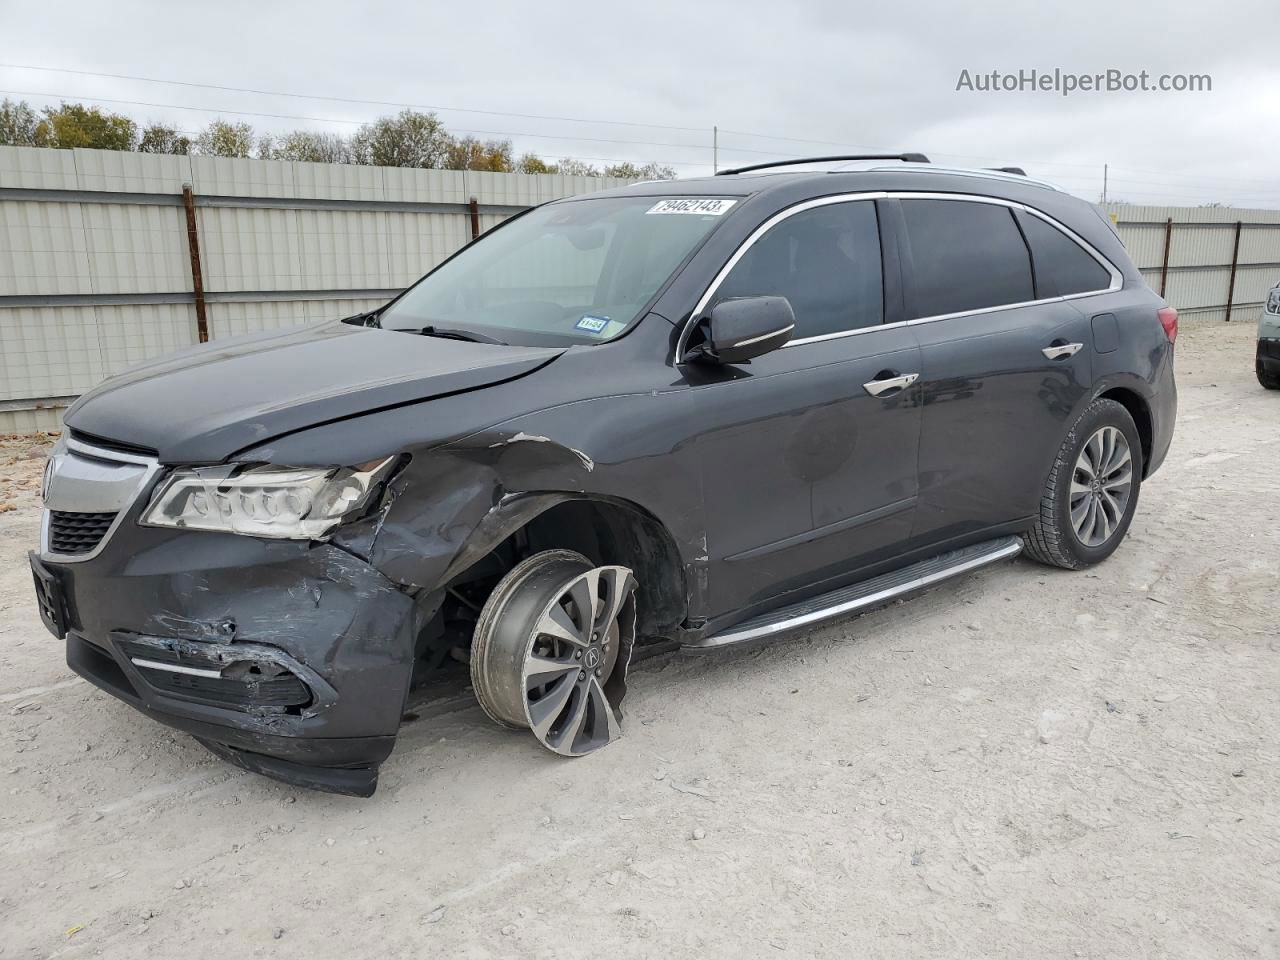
<box><xmin>682</xmin><ymin>198</ymin><xmax>923</xmax><ymax>618</ymax></box>
<box><xmin>896</xmin><ymin>196</ymin><xmax>1103</xmax><ymax>545</ymax></box>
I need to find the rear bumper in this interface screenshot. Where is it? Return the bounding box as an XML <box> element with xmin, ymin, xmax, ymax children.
<box><xmin>1145</xmin><ymin>345</ymin><xmax>1178</xmax><ymax>477</ymax></box>
<box><xmin>36</xmin><ymin>518</ymin><xmax>423</xmax><ymax>796</ymax></box>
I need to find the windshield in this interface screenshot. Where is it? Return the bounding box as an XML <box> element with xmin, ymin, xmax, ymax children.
<box><xmin>380</xmin><ymin>196</ymin><xmax>736</xmax><ymax>345</ymax></box>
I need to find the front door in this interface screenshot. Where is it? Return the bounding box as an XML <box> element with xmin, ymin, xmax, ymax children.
<box><xmin>680</xmin><ymin>198</ymin><xmax>923</xmax><ymax>620</ymax></box>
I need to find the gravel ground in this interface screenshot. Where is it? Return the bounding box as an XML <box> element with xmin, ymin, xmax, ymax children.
<box><xmin>1</xmin><ymin>319</ymin><xmax>1277</xmax><ymax>959</ymax></box>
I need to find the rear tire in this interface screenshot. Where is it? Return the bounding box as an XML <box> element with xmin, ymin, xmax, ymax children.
<box><xmin>1257</xmin><ymin>346</ymin><xmax>1280</xmax><ymax>390</ymax></box>
<box><xmin>1024</xmin><ymin>398</ymin><xmax>1144</xmax><ymax>570</ymax></box>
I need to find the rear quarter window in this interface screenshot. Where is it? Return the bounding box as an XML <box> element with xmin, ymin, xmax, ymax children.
<box><xmin>1017</xmin><ymin>211</ymin><xmax>1113</xmax><ymax>297</ymax></box>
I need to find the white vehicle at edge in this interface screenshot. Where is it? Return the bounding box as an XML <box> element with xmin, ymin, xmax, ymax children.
<box><xmin>1259</xmin><ymin>282</ymin><xmax>1280</xmax><ymax>390</ymax></box>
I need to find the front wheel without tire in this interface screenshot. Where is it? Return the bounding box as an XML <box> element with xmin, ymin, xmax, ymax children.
<box><xmin>1024</xmin><ymin>398</ymin><xmax>1144</xmax><ymax>570</ymax></box>
<box><xmin>470</xmin><ymin>549</ymin><xmax>637</xmax><ymax>757</ymax></box>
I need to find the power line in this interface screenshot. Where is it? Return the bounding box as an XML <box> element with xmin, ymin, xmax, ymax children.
<box><xmin>724</xmin><ymin>130</ymin><xmax>1280</xmax><ymax>190</ymax></box>
<box><xmin>0</xmin><ymin>87</ymin><xmax>801</xmax><ymax>161</ymax></box>
<box><xmin>8</xmin><ymin>64</ymin><xmax>1275</xmax><ymax>193</ymax></box>
<box><xmin>5</xmin><ymin>76</ymin><xmax>1275</xmax><ymax>200</ymax></box>
<box><xmin>0</xmin><ymin>62</ymin><xmax>712</xmax><ymax>135</ymax></box>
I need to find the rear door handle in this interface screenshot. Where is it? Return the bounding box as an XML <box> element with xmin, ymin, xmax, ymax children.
<box><xmin>1042</xmin><ymin>342</ymin><xmax>1083</xmax><ymax>360</ymax></box>
<box><xmin>863</xmin><ymin>373</ymin><xmax>919</xmax><ymax>397</ymax></box>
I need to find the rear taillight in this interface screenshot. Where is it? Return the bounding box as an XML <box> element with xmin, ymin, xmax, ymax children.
<box><xmin>1157</xmin><ymin>306</ymin><xmax>1178</xmax><ymax>343</ymax></box>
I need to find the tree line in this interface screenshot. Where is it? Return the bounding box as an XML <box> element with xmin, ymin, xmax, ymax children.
<box><xmin>0</xmin><ymin>98</ymin><xmax>676</xmax><ymax>179</ymax></box>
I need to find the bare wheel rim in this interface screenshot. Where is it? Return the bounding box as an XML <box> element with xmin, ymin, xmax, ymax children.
<box><xmin>522</xmin><ymin>565</ymin><xmax>636</xmax><ymax>757</ymax></box>
<box><xmin>1069</xmin><ymin>425</ymin><xmax>1132</xmax><ymax>548</ymax></box>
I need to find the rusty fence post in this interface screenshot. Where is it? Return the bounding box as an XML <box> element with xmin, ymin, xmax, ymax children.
<box><xmin>1159</xmin><ymin>216</ymin><xmax>1173</xmax><ymax>297</ymax></box>
<box><xmin>1224</xmin><ymin>219</ymin><xmax>1242</xmax><ymax>323</ymax></box>
<box><xmin>181</xmin><ymin>184</ymin><xmax>210</xmax><ymax>343</ymax></box>
<box><xmin>468</xmin><ymin>197</ymin><xmax>481</xmax><ymax>241</ymax></box>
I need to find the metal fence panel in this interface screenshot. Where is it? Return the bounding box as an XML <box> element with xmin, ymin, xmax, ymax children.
<box><xmin>0</xmin><ymin>200</ymin><xmax>93</xmax><ymax>296</ymax></box>
<box><xmin>0</xmin><ymin>304</ymin><xmax>109</xmax><ymax>400</ymax></box>
<box><xmin>83</xmin><ymin>203</ymin><xmax>191</xmax><ymax>294</ymax></box>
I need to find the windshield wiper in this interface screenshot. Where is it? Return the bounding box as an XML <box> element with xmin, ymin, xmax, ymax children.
<box><xmin>417</xmin><ymin>325</ymin><xmax>507</xmax><ymax>345</ymax></box>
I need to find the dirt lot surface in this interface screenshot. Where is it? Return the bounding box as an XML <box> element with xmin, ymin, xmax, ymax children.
<box><xmin>1</xmin><ymin>320</ymin><xmax>1277</xmax><ymax>959</ymax></box>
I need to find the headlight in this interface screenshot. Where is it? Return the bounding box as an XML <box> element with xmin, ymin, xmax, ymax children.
<box><xmin>1268</xmin><ymin>287</ymin><xmax>1280</xmax><ymax>315</ymax></box>
<box><xmin>141</xmin><ymin>458</ymin><xmax>395</xmax><ymax>540</ymax></box>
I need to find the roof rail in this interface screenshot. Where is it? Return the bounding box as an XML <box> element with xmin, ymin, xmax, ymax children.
<box><xmin>715</xmin><ymin>153</ymin><xmax>930</xmax><ymax>176</ymax></box>
<box><xmin>987</xmin><ymin>166</ymin><xmax>1027</xmax><ymax>176</ymax></box>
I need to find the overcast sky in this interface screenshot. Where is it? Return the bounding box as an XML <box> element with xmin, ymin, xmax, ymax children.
<box><xmin>3</xmin><ymin>0</ymin><xmax>1279</xmax><ymax>207</ymax></box>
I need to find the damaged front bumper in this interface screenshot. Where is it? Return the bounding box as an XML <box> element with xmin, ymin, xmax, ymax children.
<box><xmin>33</xmin><ymin>518</ymin><xmax>421</xmax><ymax>797</ymax></box>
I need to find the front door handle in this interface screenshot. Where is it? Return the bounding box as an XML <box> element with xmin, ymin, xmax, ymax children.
<box><xmin>1042</xmin><ymin>342</ymin><xmax>1083</xmax><ymax>360</ymax></box>
<box><xmin>863</xmin><ymin>373</ymin><xmax>919</xmax><ymax>397</ymax></box>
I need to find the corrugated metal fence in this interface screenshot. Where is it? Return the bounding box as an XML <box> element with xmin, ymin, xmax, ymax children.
<box><xmin>0</xmin><ymin>145</ymin><xmax>631</xmax><ymax>432</ymax></box>
<box><xmin>2</xmin><ymin>145</ymin><xmax>1277</xmax><ymax>432</ymax></box>
<box><xmin>1103</xmin><ymin>202</ymin><xmax>1280</xmax><ymax>326</ymax></box>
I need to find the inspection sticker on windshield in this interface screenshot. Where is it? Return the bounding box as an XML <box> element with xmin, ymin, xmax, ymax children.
<box><xmin>646</xmin><ymin>198</ymin><xmax>737</xmax><ymax>216</ymax></box>
<box><xmin>576</xmin><ymin>315</ymin><xmax>611</xmax><ymax>334</ymax></box>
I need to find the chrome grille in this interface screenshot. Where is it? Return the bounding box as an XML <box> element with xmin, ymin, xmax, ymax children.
<box><xmin>40</xmin><ymin>436</ymin><xmax>160</xmax><ymax>563</ymax></box>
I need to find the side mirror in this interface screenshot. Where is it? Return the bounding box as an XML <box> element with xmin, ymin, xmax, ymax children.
<box><xmin>689</xmin><ymin>296</ymin><xmax>795</xmax><ymax>364</ymax></box>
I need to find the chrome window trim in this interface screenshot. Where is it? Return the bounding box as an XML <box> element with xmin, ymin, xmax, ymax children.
<box><xmin>732</xmin><ymin>323</ymin><xmax>795</xmax><ymax>348</ymax></box>
<box><xmin>64</xmin><ymin>435</ymin><xmax>156</xmax><ymax>466</ymax></box>
<box><xmin>675</xmin><ymin>190</ymin><xmax>1123</xmax><ymax>362</ymax></box>
<box><xmin>40</xmin><ymin>437</ymin><xmax>162</xmax><ymax>564</ymax></box>
<box><xmin>675</xmin><ymin>191</ymin><xmax>887</xmax><ymax>362</ymax></box>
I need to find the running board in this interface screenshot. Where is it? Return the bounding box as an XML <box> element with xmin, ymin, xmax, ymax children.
<box><xmin>684</xmin><ymin>536</ymin><xmax>1023</xmax><ymax>652</ymax></box>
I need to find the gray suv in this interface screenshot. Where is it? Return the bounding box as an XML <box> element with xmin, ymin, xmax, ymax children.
<box><xmin>31</xmin><ymin>154</ymin><xmax>1177</xmax><ymax>794</ymax></box>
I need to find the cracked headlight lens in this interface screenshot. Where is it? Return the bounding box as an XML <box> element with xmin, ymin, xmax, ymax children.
<box><xmin>141</xmin><ymin>458</ymin><xmax>394</xmax><ymax>540</ymax></box>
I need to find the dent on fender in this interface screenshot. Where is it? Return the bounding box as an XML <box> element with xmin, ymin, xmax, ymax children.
<box><xmin>332</xmin><ymin>433</ymin><xmax>598</xmax><ymax>592</ymax></box>
<box><xmin>323</xmin><ymin>415</ymin><xmax>707</xmax><ymax>640</ymax></box>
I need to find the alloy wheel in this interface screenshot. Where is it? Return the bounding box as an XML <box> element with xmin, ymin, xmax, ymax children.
<box><xmin>1069</xmin><ymin>425</ymin><xmax>1133</xmax><ymax>547</ymax></box>
<box><xmin>522</xmin><ymin>566</ymin><xmax>635</xmax><ymax>756</ymax></box>
<box><xmin>472</xmin><ymin>551</ymin><xmax>636</xmax><ymax>758</ymax></box>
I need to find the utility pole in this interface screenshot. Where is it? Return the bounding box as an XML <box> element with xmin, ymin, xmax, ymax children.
<box><xmin>1102</xmin><ymin>163</ymin><xmax>1108</xmax><ymax>204</ymax></box>
<box><xmin>713</xmin><ymin>126</ymin><xmax>718</xmax><ymax>174</ymax></box>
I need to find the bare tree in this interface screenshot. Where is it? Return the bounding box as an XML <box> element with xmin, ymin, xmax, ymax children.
<box><xmin>553</xmin><ymin>158</ymin><xmax>603</xmax><ymax>177</ymax></box>
<box><xmin>603</xmin><ymin>161</ymin><xmax>676</xmax><ymax>180</ymax></box>
<box><xmin>268</xmin><ymin>130</ymin><xmax>355</xmax><ymax>164</ymax></box>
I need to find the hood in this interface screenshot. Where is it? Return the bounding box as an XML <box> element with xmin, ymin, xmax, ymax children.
<box><xmin>65</xmin><ymin>322</ymin><xmax>562</xmax><ymax>463</ymax></box>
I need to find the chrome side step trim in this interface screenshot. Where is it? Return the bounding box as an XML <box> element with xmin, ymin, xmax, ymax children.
<box><xmin>684</xmin><ymin>536</ymin><xmax>1023</xmax><ymax>652</ymax></box>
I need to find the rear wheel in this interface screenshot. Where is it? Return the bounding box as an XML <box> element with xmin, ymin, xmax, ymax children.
<box><xmin>1024</xmin><ymin>398</ymin><xmax>1143</xmax><ymax>570</ymax></box>
<box><xmin>1257</xmin><ymin>345</ymin><xmax>1280</xmax><ymax>390</ymax></box>
<box><xmin>471</xmin><ymin>549</ymin><xmax>637</xmax><ymax>757</ymax></box>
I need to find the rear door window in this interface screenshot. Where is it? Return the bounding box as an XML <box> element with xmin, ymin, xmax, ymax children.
<box><xmin>900</xmin><ymin>199</ymin><xmax>1034</xmax><ymax>318</ymax></box>
<box><xmin>1016</xmin><ymin>211</ymin><xmax>1113</xmax><ymax>296</ymax></box>
<box><xmin>712</xmin><ymin>200</ymin><xmax>883</xmax><ymax>339</ymax></box>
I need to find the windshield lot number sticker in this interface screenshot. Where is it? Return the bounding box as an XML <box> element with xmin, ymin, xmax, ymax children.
<box><xmin>576</xmin><ymin>315</ymin><xmax>611</xmax><ymax>334</ymax></box>
<box><xmin>646</xmin><ymin>199</ymin><xmax>737</xmax><ymax>216</ymax></box>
